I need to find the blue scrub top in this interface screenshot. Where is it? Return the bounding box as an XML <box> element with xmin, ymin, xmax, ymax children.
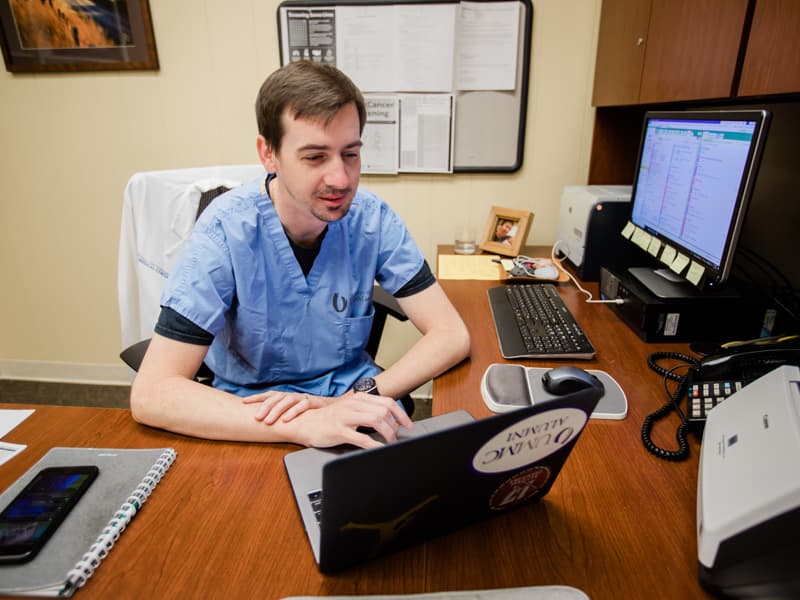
<box><xmin>160</xmin><ymin>177</ymin><xmax>425</xmax><ymax>397</ymax></box>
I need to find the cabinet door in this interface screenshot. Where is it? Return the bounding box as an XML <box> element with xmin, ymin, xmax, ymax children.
<box><xmin>592</xmin><ymin>0</ymin><xmax>652</xmax><ymax>107</ymax></box>
<box><xmin>639</xmin><ymin>0</ymin><xmax>748</xmax><ymax>104</ymax></box>
<box><xmin>738</xmin><ymin>0</ymin><xmax>800</xmax><ymax>96</ymax></box>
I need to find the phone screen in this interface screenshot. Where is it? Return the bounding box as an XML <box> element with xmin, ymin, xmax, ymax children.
<box><xmin>0</xmin><ymin>465</ymin><xmax>99</xmax><ymax>564</ymax></box>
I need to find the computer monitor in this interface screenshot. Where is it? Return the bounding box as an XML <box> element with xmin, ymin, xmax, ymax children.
<box><xmin>626</xmin><ymin>109</ymin><xmax>770</xmax><ymax>298</ymax></box>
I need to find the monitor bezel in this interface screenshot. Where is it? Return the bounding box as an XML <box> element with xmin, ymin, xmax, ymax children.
<box><xmin>628</xmin><ymin>109</ymin><xmax>771</xmax><ymax>291</ymax></box>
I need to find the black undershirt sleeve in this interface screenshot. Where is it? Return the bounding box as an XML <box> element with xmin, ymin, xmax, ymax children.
<box><xmin>155</xmin><ymin>307</ymin><xmax>214</xmax><ymax>345</ymax></box>
<box><xmin>394</xmin><ymin>260</ymin><xmax>436</xmax><ymax>298</ymax></box>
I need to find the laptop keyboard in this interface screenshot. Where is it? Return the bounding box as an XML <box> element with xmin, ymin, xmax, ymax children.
<box><xmin>488</xmin><ymin>284</ymin><xmax>596</xmax><ymax>359</ymax></box>
<box><xmin>308</xmin><ymin>489</ymin><xmax>323</xmax><ymax>523</ymax></box>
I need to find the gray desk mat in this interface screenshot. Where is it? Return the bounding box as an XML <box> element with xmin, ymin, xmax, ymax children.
<box><xmin>481</xmin><ymin>363</ymin><xmax>628</xmax><ymax>420</ymax></box>
<box><xmin>283</xmin><ymin>586</ymin><xmax>589</xmax><ymax>600</ymax></box>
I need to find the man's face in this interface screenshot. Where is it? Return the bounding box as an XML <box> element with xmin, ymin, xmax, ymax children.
<box><xmin>261</xmin><ymin>103</ymin><xmax>362</xmax><ymax>225</ymax></box>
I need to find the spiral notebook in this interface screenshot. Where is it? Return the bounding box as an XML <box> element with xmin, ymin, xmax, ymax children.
<box><xmin>0</xmin><ymin>447</ymin><xmax>177</xmax><ymax>597</ymax></box>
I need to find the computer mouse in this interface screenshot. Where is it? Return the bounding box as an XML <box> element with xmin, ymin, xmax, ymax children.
<box><xmin>533</xmin><ymin>265</ymin><xmax>559</xmax><ymax>279</ymax></box>
<box><xmin>542</xmin><ymin>366</ymin><xmax>603</xmax><ymax>395</ymax></box>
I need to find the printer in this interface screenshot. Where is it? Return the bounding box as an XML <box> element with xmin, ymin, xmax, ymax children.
<box><xmin>697</xmin><ymin>364</ymin><xmax>800</xmax><ymax>598</ymax></box>
<box><xmin>555</xmin><ymin>185</ymin><xmax>632</xmax><ymax>281</ymax></box>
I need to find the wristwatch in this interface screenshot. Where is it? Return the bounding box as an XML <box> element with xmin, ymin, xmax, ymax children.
<box><xmin>353</xmin><ymin>376</ymin><xmax>380</xmax><ymax>396</ymax></box>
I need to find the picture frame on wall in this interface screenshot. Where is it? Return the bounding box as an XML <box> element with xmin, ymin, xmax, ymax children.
<box><xmin>0</xmin><ymin>0</ymin><xmax>158</xmax><ymax>73</ymax></box>
<box><xmin>479</xmin><ymin>205</ymin><xmax>533</xmax><ymax>258</ymax></box>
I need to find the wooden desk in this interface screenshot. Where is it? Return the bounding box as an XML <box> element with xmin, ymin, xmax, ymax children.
<box><xmin>0</xmin><ymin>405</ymin><xmax>430</xmax><ymax>599</ymax></box>
<box><xmin>0</xmin><ymin>256</ymin><xmax>709</xmax><ymax>599</ymax></box>
<box><xmin>432</xmin><ymin>250</ymin><xmax>708</xmax><ymax>598</ymax></box>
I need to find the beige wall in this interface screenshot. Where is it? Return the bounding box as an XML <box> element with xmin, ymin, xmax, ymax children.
<box><xmin>0</xmin><ymin>0</ymin><xmax>601</xmax><ymax>383</ymax></box>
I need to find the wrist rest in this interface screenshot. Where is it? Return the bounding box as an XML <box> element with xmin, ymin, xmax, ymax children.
<box><xmin>481</xmin><ymin>363</ymin><xmax>628</xmax><ymax>420</ymax></box>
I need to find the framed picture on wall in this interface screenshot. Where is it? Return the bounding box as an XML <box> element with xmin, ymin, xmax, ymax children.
<box><xmin>479</xmin><ymin>205</ymin><xmax>533</xmax><ymax>258</ymax></box>
<box><xmin>0</xmin><ymin>0</ymin><xmax>158</xmax><ymax>73</ymax></box>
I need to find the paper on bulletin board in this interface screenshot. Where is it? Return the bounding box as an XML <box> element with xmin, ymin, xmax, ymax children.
<box><xmin>438</xmin><ymin>254</ymin><xmax>502</xmax><ymax>280</ymax></box>
<box><xmin>362</xmin><ymin>95</ymin><xmax>400</xmax><ymax>174</ymax></box>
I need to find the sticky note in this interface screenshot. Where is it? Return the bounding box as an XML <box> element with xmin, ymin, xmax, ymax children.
<box><xmin>647</xmin><ymin>237</ymin><xmax>662</xmax><ymax>257</ymax></box>
<box><xmin>670</xmin><ymin>252</ymin><xmax>690</xmax><ymax>274</ymax></box>
<box><xmin>631</xmin><ymin>227</ymin><xmax>651</xmax><ymax>251</ymax></box>
<box><xmin>686</xmin><ymin>261</ymin><xmax>705</xmax><ymax>286</ymax></box>
<box><xmin>621</xmin><ymin>221</ymin><xmax>635</xmax><ymax>239</ymax></box>
<box><xmin>660</xmin><ymin>245</ymin><xmax>676</xmax><ymax>266</ymax></box>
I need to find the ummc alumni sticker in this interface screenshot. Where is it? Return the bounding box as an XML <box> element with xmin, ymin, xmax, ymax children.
<box><xmin>472</xmin><ymin>408</ymin><xmax>588</xmax><ymax>474</ymax></box>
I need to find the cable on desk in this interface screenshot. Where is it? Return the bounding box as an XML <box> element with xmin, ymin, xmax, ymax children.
<box><xmin>549</xmin><ymin>240</ymin><xmax>623</xmax><ymax>305</ymax></box>
<box><xmin>641</xmin><ymin>352</ymin><xmax>699</xmax><ymax>462</ymax></box>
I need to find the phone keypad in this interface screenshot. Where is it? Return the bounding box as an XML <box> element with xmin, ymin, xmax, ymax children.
<box><xmin>688</xmin><ymin>379</ymin><xmax>743</xmax><ymax>422</ymax></box>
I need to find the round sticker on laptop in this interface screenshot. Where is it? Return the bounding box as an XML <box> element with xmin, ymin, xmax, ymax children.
<box><xmin>472</xmin><ymin>408</ymin><xmax>588</xmax><ymax>474</ymax></box>
<box><xmin>489</xmin><ymin>465</ymin><xmax>551</xmax><ymax>510</ymax></box>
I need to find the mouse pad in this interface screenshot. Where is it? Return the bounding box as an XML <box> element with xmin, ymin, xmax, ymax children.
<box><xmin>500</xmin><ymin>257</ymin><xmax>570</xmax><ymax>284</ymax></box>
<box><xmin>480</xmin><ymin>363</ymin><xmax>628</xmax><ymax>420</ymax></box>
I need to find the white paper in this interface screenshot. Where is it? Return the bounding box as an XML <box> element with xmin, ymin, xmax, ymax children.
<box><xmin>362</xmin><ymin>96</ymin><xmax>399</xmax><ymax>174</ymax></box>
<box><xmin>336</xmin><ymin>4</ymin><xmax>456</xmax><ymax>92</ymax></box>
<box><xmin>456</xmin><ymin>1</ymin><xmax>520</xmax><ymax>90</ymax></box>
<box><xmin>0</xmin><ymin>408</ymin><xmax>34</xmax><ymax>439</ymax></box>
<box><xmin>393</xmin><ymin>3</ymin><xmax>456</xmax><ymax>92</ymax></box>
<box><xmin>0</xmin><ymin>442</ymin><xmax>27</xmax><ymax>466</ymax></box>
<box><xmin>399</xmin><ymin>94</ymin><xmax>454</xmax><ymax>173</ymax></box>
<box><xmin>336</xmin><ymin>5</ymin><xmax>396</xmax><ymax>91</ymax></box>
<box><xmin>0</xmin><ymin>409</ymin><xmax>32</xmax><ymax>466</ymax></box>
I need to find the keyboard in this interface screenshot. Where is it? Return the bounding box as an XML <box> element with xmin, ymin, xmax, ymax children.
<box><xmin>308</xmin><ymin>489</ymin><xmax>323</xmax><ymax>523</ymax></box>
<box><xmin>487</xmin><ymin>284</ymin><xmax>596</xmax><ymax>359</ymax></box>
<box><xmin>686</xmin><ymin>378</ymin><xmax>743</xmax><ymax>425</ymax></box>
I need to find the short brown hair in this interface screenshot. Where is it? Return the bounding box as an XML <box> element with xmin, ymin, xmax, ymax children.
<box><xmin>255</xmin><ymin>61</ymin><xmax>366</xmax><ymax>153</ymax></box>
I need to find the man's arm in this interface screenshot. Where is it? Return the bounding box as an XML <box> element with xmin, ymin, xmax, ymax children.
<box><xmin>368</xmin><ymin>282</ymin><xmax>470</xmax><ymax>400</ymax></box>
<box><xmin>130</xmin><ymin>334</ymin><xmax>411</xmax><ymax>447</ymax></box>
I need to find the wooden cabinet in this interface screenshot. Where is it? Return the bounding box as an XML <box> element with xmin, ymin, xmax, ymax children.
<box><xmin>592</xmin><ymin>0</ymin><xmax>748</xmax><ymax>106</ymax></box>
<box><xmin>738</xmin><ymin>0</ymin><xmax>800</xmax><ymax>96</ymax></box>
<box><xmin>592</xmin><ymin>0</ymin><xmax>651</xmax><ymax>106</ymax></box>
<box><xmin>588</xmin><ymin>0</ymin><xmax>800</xmax><ymax>187</ymax></box>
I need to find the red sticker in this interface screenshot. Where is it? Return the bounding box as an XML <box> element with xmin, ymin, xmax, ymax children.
<box><xmin>489</xmin><ymin>465</ymin><xmax>551</xmax><ymax>511</ymax></box>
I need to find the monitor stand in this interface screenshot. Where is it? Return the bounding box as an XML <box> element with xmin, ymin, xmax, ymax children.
<box><xmin>628</xmin><ymin>267</ymin><xmax>740</xmax><ymax>300</ymax></box>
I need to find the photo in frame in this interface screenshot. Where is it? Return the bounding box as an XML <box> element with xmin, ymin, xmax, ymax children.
<box><xmin>479</xmin><ymin>206</ymin><xmax>533</xmax><ymax>258</ymax></box>
<box><xmin>0</xmin><ymin>0</ymin><xmax>158</xmax><ymax>73</ymax></box>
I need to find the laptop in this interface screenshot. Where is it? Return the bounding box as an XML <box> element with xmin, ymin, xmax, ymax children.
<box><xmin>284</xmin><ymin>384</ymin><xmax>603</xmax><ymax>573</ymax></box>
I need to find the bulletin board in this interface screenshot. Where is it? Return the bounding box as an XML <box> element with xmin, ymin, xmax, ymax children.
<box><xmin>276</xmin><ymin>0</ymin><xmax>533</xmax><ymax>173</ymax></box>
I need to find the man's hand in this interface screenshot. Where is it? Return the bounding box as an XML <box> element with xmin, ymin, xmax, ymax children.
<box><xmin>259</xmin><ymin>393</ymin><xmax>413</xmax><ymax>449</ymax></box>
<box><xmin>299</xmin><ymin>393</ymin><xmax>413</xmax><ymax>448</ymax></box>
<box><xmin>243</xmin><ymin>390</ymin><xmax>329</xmax><ymax>424</ymax></box>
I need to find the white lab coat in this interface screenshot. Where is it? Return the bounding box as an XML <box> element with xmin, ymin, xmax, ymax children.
<box><xmin>117</xmin><ymin>165</ymin><xmax>265</xmax><ymax>351</ymax></box>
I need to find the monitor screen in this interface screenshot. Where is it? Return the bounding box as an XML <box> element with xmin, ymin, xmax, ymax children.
<box><xmin>627</xmin><ymin>110</ymin><xmax>770</xmax><ymax>298</ymax></box>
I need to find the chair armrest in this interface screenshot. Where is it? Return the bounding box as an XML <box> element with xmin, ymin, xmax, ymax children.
<box><xmin>120</xmin><ymin>338</ymin><xmax>213</xmax><ymax>383</ymax></box>
<box><xmin>366</xmin><ymin>286</ymin><xmax>407</xmax><ymax>359</ymax></box>
<box><xmin>120</xmin><ymin>339</ymin><xmax>151</xmax><ymax>372</ymax></box>
<box><xmin>372</xmin><ymin>285</ymin><xmax>407</xmax><ymax>322</ymax></box>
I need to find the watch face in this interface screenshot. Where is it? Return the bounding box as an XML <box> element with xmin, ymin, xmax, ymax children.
<box><xmin>354</xmin><ymin>377</ymin><xmax>378</xmax><ymax>394</ymax></box>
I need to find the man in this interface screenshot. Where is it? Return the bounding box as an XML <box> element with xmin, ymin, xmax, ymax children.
<box><xmin>492</xmin><ymin>219</ymin><xmax>515</xmax><ymax>246</ymax></box>
<box><xmin>130</xmin><ymin>61</ymin><xmax>471</xmax><ymax>449</ymax></box>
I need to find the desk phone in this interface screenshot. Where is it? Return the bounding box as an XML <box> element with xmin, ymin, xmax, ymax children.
<box><xmin>685</xmin><ymin>335</ymin><xmax>800</xmax><ymax>429</ymax></box>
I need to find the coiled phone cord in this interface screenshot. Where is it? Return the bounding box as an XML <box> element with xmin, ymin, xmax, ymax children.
<box><xmin>641</xmin><ymin>352</ymin><xmax>700</xmax><ymax>461</ymax></box>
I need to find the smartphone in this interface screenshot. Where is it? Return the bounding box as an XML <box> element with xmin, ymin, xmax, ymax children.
<box><xmin>0</xmin><ymin>465</ymin><xmax>99</xmax><ymax>564</ymax></box>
